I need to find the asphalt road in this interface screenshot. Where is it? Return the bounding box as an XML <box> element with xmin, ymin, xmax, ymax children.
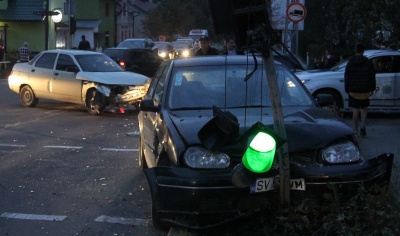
<box><xmin>0</xmin><ymin>78</ymin><xmax>167</xmax><ymax>236</ymax></box>
<box><xmin>0</xmin><ymin>75</ymin><xmax>399</xmax><ymax>235</ymax></box>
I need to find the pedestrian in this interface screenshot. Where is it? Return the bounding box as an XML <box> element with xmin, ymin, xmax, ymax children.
<box><xmin>194</xmin><ymin>36</ymin><xmax>219</xmax><ymax>56</ymax></box>
<box><xmin>224</xmin><ymin>36</ymin><xmax>244</xmax><ymax>55</ymax></box>
<box><xmin>19</xmin><ymin>42</ymin><xmax>30</xmax><ymax>62</ymax></box>
<box><xmin>78</xmin><ymin>35</ymin><xmax>91</xmax><ymax>50</ymax></box>
<box><xmin>344</xmin><ymin>43</ymin><xmax>376</xmax><ymax>136</ymax></box>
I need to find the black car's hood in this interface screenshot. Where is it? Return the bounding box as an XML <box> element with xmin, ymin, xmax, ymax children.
<box><xmin>167</xmin><ymin>107</ymin><xmax>353</xmax><ymax>152</ymax></box>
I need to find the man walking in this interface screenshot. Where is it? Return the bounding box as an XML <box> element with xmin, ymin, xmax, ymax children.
<box><xmin>19</xmin><ymin>42</ymin><xmax>30</xmax><ymax>62</ymax></box>
<box><xmin>344</xmin><ymin>43</ymin><xmax>376</xmax><ymax>136</ymax></box>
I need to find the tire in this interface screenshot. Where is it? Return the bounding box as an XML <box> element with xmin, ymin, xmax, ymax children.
<box><xmin>19</xmin><ymin>85</ymin><xmax>39</xmax><ymax>107</ymax></box>
<box><xmin>315</xmin><ymin>90</ymin><xmax>343</xmax><ymax>116</ymax></box>
<box><xmin>85</xmin><ymin>89</ymin><xmax>105</xmax><ymax>116</ymax></box>
<box><xmin>138</xmin><ymin>137</ymin><xmax>147</xmax><ymax>170</ymax></box>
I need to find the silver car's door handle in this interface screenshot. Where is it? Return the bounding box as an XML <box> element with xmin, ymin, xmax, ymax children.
<box><xmin>54</xmin><ymin>72</ymin><xmax>59</xmax><ymax>76</ymax></box>
<box><xmin>31</xmin><ymin>69</ymin><xmax>35</xmax><ymax>72</ymax></box>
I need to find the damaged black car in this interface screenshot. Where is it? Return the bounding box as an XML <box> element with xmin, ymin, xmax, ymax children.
<box><xmin>137</xmin><ymin>55</ymin><xmax>393</xmax><ymax>230</ymax></box>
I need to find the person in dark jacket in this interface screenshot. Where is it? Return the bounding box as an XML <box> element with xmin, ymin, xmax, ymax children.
<box><xmin>224</xmin><ymin>36</ymin><xmax>244</xmax><ymax>55</ymax></box>
<box><xmin>344</xmin><ymin>43</ymin><xmax>376</xmax><ymax>136</ymax></box>
<box><xmin>194</xmin><ymin>36</ymin><xmax>219</xmax><ymax>56</ymax></box>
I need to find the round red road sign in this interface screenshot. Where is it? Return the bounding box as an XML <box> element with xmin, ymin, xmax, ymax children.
<box><xmin>286</xmin><ymin>2</ymin><xmax>307</xmax><ymax>23</ymax></box>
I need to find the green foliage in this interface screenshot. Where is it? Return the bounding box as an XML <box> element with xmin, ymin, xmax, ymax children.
<box><xmin>142</xmin><ymin>0</ymin><xmax>213</xmax><ymax>41</ymax></box>
<box><xmin>173</xmin><ymin>183</ymin><xmax>400</xmax><ymax>236</ymax></box>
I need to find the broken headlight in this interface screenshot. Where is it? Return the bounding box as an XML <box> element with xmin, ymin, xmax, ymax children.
<box><xmin>322</xmin><ymin>141</ymin><xmax>360</xmax><ymax>163</ymax></box>
<box><xmin>184</xmin><ymin>146</ymin><xmax>230</xmax><ymax>169</ymax></box>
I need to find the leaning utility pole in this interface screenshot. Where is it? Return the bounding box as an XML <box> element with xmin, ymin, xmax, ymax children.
<box><xmin>264</xmin><ymin>0</ymin><xmax>290</xmax><ymax>206</ymax></box>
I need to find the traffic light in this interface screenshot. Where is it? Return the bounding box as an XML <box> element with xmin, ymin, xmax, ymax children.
<box><xmin>70</xmin><ymin>16</ymin><xmax>76</xmax><ymax>35</ymax></box>
<box><xmin>241</xmin><ymin>122</ymin><xmax>285</xmax><ymax>173</ymax></box>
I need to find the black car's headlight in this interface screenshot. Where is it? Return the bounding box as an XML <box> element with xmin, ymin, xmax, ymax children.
<box><xmin>322</xmin><ymin>141</ymin><xmax>360</xmax><ymax>163</ymax></box>
<box><xmin>184</xmin><ymin>146</ymin><xmax>230</xmax><ymax>169</ymax></box>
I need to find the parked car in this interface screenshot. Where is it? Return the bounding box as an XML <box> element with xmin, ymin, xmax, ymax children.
<box><xmin>8</xmin><ymin>50</ymin><xmax>150</xmax><ymax>115</ymax></box>
<box><xmin>153</xmin><ymin>41</ymin><xmax>174</xmax><ymax>59</ymax></box>
<box><xmin>171</xmin><ymin>41</ymin><xmax>193</xmax><ymax>58</ymax></box>
<box><xmin>296</xmin><ymin>49</ymin><xmax>400</xmax><ymax>114</ymax></box>
<box><xmin>103</xmin><ymin>47</ymin><xmax>164</xmax><ymax>77</ymax></box>
<box><xmin>138</xmin><ymin>55</ymin><xmax>393</xmax><ymax>229</ymax></box>
<box><xmin>117</xmin><ymin>38</ymin><xmax>155</xmax><ymax>49</ymax></box>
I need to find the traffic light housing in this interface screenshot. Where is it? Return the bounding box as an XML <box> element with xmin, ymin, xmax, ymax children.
<box><xmin>70</xmin><ymin>16</ymin><xmax>76</xmax><ymax>35</ymax></box>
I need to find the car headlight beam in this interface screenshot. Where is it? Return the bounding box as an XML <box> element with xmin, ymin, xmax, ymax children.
<box><xmin>322</xmin><ymin>141</ymin><xmax>360</xmax><ymax>163</ymax></box>
<box><xmin>184</xmin><ymin>146</ymin><xmax>230</xmax><ymax>169</ymax></box>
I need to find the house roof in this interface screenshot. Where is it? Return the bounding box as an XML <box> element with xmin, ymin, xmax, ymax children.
<box><xmin>0</xmin><ymin>0</ymin><xmax>44</xmax><ymax>22</ymax></box>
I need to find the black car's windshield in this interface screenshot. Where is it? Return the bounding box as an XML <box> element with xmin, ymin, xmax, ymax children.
<box><xmin>75</xmin><ymin>54</ymin><xmax>124</xmax><ymax>72</ymax></box>
<box><xmin>117</xmin><ymin>40</ymin><xmax>144</xmax><ymax>48</ymax></box>
<box><xmin>167</xmin><ymin>64</ymin><xmax>313</xmax><ymax>110</ymax></box>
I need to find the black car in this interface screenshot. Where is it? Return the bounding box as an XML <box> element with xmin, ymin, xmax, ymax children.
<box><xmin>138</xmin><ymin>55</ymin><xmax>393</xmax><ymax>229</ymax></box>
<box><xmin>103</xmin><ymin>47</ymin><xmax>164</xmax><ymax>78</ymax></box>
<box><xmin>116</xmin><ymin>38</ymin><xmax>155</xmax><ymax>49</ymax></box>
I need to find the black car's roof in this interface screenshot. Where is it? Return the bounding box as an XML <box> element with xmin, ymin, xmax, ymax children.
<box><xmin>172</xmin><ymin>55</ymin><xmax>283</xmax><ymax>67</ymax></box>
<box><xmin>103</xmin><ymin>47</ymin><xmax>154</xmax><ymax>52</ymax></box>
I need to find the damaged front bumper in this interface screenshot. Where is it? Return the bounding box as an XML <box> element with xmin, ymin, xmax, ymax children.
<box><xmin>144</xmin><ymin>153</ymin><xmax>394</xmax><ymax>229</ymax></box>
<box><xmin>113</xmin><ymin>84</ymin><xmax>149</xmax><ymax>105</ymax></box>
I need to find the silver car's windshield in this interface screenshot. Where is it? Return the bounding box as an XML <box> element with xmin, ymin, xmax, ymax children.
<box><xmin>75</xmin><ymin>54</ymin><xmax>124</xmax><ymax>72</ymax></box>
<box><xmin>168</xmin><ymin>64</ymin><xmax>313</xmax><ymax>110</ymax></box>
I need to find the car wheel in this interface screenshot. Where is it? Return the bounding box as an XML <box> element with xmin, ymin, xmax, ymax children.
<box><xmin>315</xmin><ymin>90</ymin><xmax>343</xmax><ymax>116</ymax></box>
<box><xmin>138</xmin><ymin>137</ymin><xmax>147</xmax><ymax>170</ymax></box>
<box><xmin>19</xmin><ymin>85</ymin><xmax>39</xmax><ymax>107</ymax></box>
<box><xmin>85</xmin><ymin>89</ymin><xmax>105</xmax><ymax>116</ymax></box>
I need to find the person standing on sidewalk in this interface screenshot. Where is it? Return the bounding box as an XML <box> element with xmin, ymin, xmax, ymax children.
<box><xmin>344</xmin><ymin>43</ymin><xmax>376</xmax><ymax>136</ymax></box>
<box><xmin>19</xmin><ymin>42</ymin><xmax>30</xmax><ymax>62</ymax></box>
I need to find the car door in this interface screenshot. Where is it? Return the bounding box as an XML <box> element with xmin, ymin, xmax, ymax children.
<box><xmin>51</xmin><ymin>53</ymin><xmax>83</xmax><ymax>103</ymax></box>
<box><xmin>28</xmin><ymin>52</ymin><xmax>57</xmax><ymax>99</ymax></box>
<box><xmin>370</xmin><ymin>55</ymin><xmax>396</xmax><ymax>106</ymax></box>
<box><xmin>140</xmin><ymin>61</ymin><xmax>170</xmax><ymax>167</ymax></box>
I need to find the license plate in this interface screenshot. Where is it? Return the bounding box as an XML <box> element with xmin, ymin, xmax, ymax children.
<box><xmin>250</xmin><ymin>177</ymin><xmax>306</xmax><ymax>193</ymax></box>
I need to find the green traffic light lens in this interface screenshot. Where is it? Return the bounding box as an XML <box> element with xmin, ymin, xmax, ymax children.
<box><xmin>242</xmin><ymin>132</ymin><xmax>276</xmax><ymax>173</ymax></box>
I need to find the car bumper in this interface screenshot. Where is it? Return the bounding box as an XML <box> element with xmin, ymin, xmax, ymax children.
<box><xmin>145</xmin><ymin>153</ymin><xmax>393</xmax><ymax>213</ymax></box>
<box><xmin>114</xmin><ymin>84</ymin><xmax>149</xmax><ymax>105</ymax></box>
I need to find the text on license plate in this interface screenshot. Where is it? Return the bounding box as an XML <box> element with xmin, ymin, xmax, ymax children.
<box><xmin>250</xmin><ymin>177</ymin><xmax>306</xmax><ymax>193</ymax></box>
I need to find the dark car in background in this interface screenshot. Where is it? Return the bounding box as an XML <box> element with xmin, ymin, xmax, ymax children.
<box><xmin>116</xmin><ymin>38</ymin><xmax>155</xmax><ymax>49</ymax></box>
<box><xmin>103</xmin><ymin>47</ymin><xmax>164</xmax><ymax>78</ymax></box>
<box><xmin>153</xmin><ymin>41</ymin><xmax>174</xmax><ymax>59</ymax></box>
<box><xmin>138</xmin><ymin>55</ymin><xmax>393</xmax><ymax>229</ymax></box>
<box><xmin>171</xmin><ymin>41</ymin><xmax>193</xmax><ymax>58</ymax></box>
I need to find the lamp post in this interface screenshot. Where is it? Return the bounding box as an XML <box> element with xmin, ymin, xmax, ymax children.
<box><xmin>33</xmin><ymin>0</ymin><xmax>60</xmax><ymax>50</ymax></box>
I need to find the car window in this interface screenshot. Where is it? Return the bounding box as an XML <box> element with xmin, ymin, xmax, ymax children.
<box><xmin>35</xmin><ymin>53</ymin><xmax>57</xmax><ymax>69</ymax></box>
<box><xmin>372</xmin><ymin>56</ymin><xmax>392</xmax><ymax>73</ymax></box>
<box><xmin>75</xmin><ymin>54</ymin><xmax>124</xmax><ymax>72</ymax></box>
<box><xmin>148</xmin><ymin>61</ymin><xmax>170</xmax><ymax>104</ymax></box>
<box><xmin>56</xmin><ymin>54</ymin><xmax>78</xmax><ymax>71</ymax></box>
<box><xmin>168</xmin><ymin>64</ymin><xmax>313</xmax><ymax>109</ymax></box>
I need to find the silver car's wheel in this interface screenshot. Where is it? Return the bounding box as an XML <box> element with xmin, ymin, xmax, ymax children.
<box><xmin>19</xmin><ymin>85</ymin><xmax>39</xmax><ymax>107</ymax></box>
<box><xmin>85</xmin><ymin>89</ymin><xmax>105</xmax><ymax>116</ymax></box>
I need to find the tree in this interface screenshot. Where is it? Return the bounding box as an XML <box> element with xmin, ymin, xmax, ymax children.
<box><xmin>142</xmin><ymin>0</ymin><xmax>213</xmax><ymax>40</ymax></box>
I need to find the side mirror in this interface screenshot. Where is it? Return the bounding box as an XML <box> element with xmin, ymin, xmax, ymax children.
<box><xmin>139</xmin><ymin>98</ymin><xmax>160</xmax><ymax>112</ymax></box>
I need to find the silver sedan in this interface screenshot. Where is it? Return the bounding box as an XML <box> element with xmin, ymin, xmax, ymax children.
<box><xmin>8</xmin><ymin>50</ymin><xmax>150</xmax><ymax>115</ymax></box>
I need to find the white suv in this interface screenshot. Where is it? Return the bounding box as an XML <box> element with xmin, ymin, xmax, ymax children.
<box><xmin>296</xmin><ymin>49</ymin><xmax>400</xmax><ymax>114</ymax></box>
